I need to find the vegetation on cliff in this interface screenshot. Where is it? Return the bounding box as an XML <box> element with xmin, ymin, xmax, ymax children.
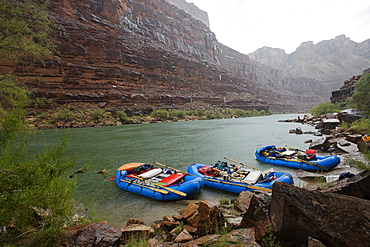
<box><xmin>0</xmin><ymin>1</ymin><xmax>75</xmax><ymax>246</ymax></box>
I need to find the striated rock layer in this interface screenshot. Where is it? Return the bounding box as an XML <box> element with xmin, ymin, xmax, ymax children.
<box><xmin>2</xmin><ymin>0</ymin><xmax>327</xmax><ymax>112</ymax></box>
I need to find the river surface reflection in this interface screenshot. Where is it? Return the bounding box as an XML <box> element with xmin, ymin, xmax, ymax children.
<box><xmin>27</xmin><ymin>114</ymin><xmax>320</xmax><ymax>228</ymax></box>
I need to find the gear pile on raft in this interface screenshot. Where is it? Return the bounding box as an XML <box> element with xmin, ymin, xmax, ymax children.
<box><xmin>255</xmin><ymin>145</ymin><xmax>340</xmax><ymax>171</ymax></box>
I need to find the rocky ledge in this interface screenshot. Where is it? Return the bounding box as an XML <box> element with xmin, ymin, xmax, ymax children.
<box><xmin>63</xmin><ymin>171</ymin><xmax>370</xmax><ymax>246</ymax></box>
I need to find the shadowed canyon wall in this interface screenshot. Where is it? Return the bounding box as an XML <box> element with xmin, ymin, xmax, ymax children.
<box><xmin>1</xmin><ymin>0</ymin><xmax>332</xmax><ymax>112</ymax></box>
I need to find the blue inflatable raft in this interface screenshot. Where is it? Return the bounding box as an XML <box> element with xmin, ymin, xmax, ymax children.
<box><xmin>115</xmin><ymin>163</ymin><xmax>203</xmax><ymax>201</ymax></box>
<box><xmin>255</xmin><ymin>145</ymin><xmax>340</xmax><ymax>171</ymax></box>
<box><xmin>187</xmin><ymin>162</ymin><xmax>294</xmax><ymax>193</ymax></box>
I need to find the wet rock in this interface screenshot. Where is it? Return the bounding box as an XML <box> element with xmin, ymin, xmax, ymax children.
<box><xmin>336</xmin><ymin>139</ymin><xmax>359</xmax><ymax>153</ymax></box>
<box><xmin>358</xmin><ymin>137</ymin><xmax>370</xmax><ymax>153</ymax></box>
<box><xmin>234</xmin><ymin>190</ymin><xmax>255</xmax><ymax>213</ymax></box>
<box><xmin>196</xmin><ymin>200</ymin><xmax>225</xmax><ymax>236</ymax></box>
<box><xmin>63</xmin><ymin>222</ymin><xmax>122</xmax><ymax>247</ymax></box>
<box><xmin>289</xmin><ymin>127</ymin><xmax>303</xmax><ymax>134</ymax></box>
<box><xmin>308</xmin><ymin>236</ymin><xmax>326</xmax><ymax>247</ymax></box>
<box><xmin>239</xmin><ymin>194</ymin><xmax>271</xmax><ymax>241</ymax></box>
<box><xmin>147</xmin><ymin>238</ymin><xmax>161</xmax><ymax>247</ymax></box>
<box><xmin>183</xmin><ymin>225</ymin><xmax>197</xmax><ymax>234</ymax></box>
<box><xmin>174</xmin><ymin>229</ymin><xmax>193</xmax><ymax>243</ymax></box>
<box><xmin>162</xmin><ymin>215</ymin><xmax>179</xmax><ymax>228</ymax></box>
<box><xmin>120</xmin><ymin>224</ymin><xmax>154</xmax><ymax>243</ymax></box>
<box><xmin>270</xmin><ymin>182</ymin><xmax>370</xmax><ymax>247</ymax></box>
<box><xmin>345</xmin><ymin>134</ymin><xmax>363</xmax><ymax>143</ymax></box>
<box><xmin>126</xmin><ymin>218</ymin><xmax>144</xmax><ymax>226</ymax></box>
<box><xmin>180</xmin><ymin>203</ymin><xmax>200</xmax><ymax>227</ymax></box>
<box><xmin>223</xmin><ymin>228</ymin><xmax>260</xmax><ymax>247</ymax></box>
<box><xmin>182</xmin><ymin>234</ymin><xmax>220</xmax><ymax>247</ymax></box>
<box><xmin>337</xmin><ymin>108</ymin><xmax>364</xmax><ymax>123</ymax></box>
<box><xmin>319</xmin><ymin>170</ymin><xmax>370</xmax><ymax>199</ymax></box>
<box><xmin>309</xmin><ymin>137</ymin><xmax>330</xmax><ymax>151</ymax></box>
<box><xmin>316</xmin><ymin>118</ymin><xmax>340</xmax><ymax>130</ymax></box>
<box><xmin>303</xmin><ymin>131</ymin><xmax>315</xmax><ymax>134</ymax></box>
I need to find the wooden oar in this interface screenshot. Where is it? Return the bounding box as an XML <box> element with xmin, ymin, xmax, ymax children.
<box><xmin>224</xmin><ymin>157</ymin><xmax>262</xmax><ymax>171</ymax></box>
<box><xmin>204</xmin><ymin>177</ymin><xmax>252</xmax><ymax>188</ymax></box>
<box><xmin>274</xmin><ymin>149</ymin><xmax>328</xmax><ymax>171</ymax></box>
<box><xmin>285</xmin><ymin>145</ymin><xmax>305</xmax><ymax>152</ymax></box>
<box><xmin>131</xmin><ymin>174</ymin><xmax>187</xmax><ymax>197</ymax></box>
<box><xmin>154</xmin><ymin>162</ymin><xmax>194</xmax><ymax>176</ymax></box>
<box><xmin>213</xmin><ymin>168</ymin><xmax>272</xmax><ymax>193</ymax></box>
<box><xmin>120</xmin><ymin>179</ymin><xmax>169</xmax><ymax>194</ymax></box>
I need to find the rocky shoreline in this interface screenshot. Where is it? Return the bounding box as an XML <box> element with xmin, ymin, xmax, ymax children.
<box><xmin>63</xmin><ymin>171</ymin><xmax>370</xmax><ymax>247</ymax></box>
<box><xmin>62</xmin><ymin>112</ymin><xmax>370</xmax><ymax>246</ymax></box>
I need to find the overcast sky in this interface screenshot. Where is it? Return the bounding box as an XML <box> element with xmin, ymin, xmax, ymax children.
<box><xmin>188</xmin><ymin>0</ymin><xmax>370</xmax><ymax>54</ymax></box>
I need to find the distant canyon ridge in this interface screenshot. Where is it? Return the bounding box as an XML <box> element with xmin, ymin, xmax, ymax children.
<box><xmin>3</xmin><ymin>0</ymin><xmax>370</xmax><ymax>113</ymax></box>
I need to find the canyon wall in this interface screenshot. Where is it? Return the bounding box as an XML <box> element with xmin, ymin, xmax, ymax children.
<box><xmin>2</xmin><ymin>0</ymin><xmax>330</xmax><ymax>112</ymax></box>
<box><xmin>249</xmin><ymin>35</ymin><xmax>370</xmax><ymax>103</ymax></box>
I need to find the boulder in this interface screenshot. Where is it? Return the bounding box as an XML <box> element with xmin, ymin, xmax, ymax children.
<box><xmin>337</xmin><ymin>109</ymin><xmax>364</xmax><ymax>123</ymax></box>
<box><xmin>126</xmin><ymin>218</ymin><xmax>144</xmax><ymax>226</ymax></box>
<box><xmin>147</xmin><ymin>238</ymin><xmax>161</xmax><ymax>247</ymax></box>
<box><xmin>63</xmin><ymin>222</ymin><xmax>122</xmax><ymax>247</ymax></box>
<box><xmin>239</xmin><ymin>193</ymin><xmax>271</xmax><ymax>241</ymax></box>
<box><xmin>183</xmin><ymin>225</ymin><xmax>197</xmax><ymax>234</ymax></box>
<box><xmin>308</xmin><ymin>236</ymin><xmax>326</xmax><ymax>247</ymax></box>
<box><xmin>309</xmin><ymin>137</ymin><xmax>330</xmax><ymax>151</ymax></box>
<box><xmin>180</xmin><ymin>203</ymin><xmax>200</xmax><ymax>227</ymax></box>
<box><xmin>224</xmin><ymin>228</ymin><xmax>260</xmax><ymax>246</ymax></box>
<box><xmin>174</xmin><ymin>229</ymin><xmax>193</xmax><ymax>243</ymax></box>
<box><xmin>162</xmin><ymin>215</ymin><xmax>179</xmax><ymax>228</ymax></box>
<box><xmin>319</xmin><ymin>170</ymin><xmax>370</xmax><ymax>199</ymax></box>
<box><xmin>197</xmin><ymin>200</ymin><xmax>225</xmax><ymax>236</ymax></box>
<box><xmin>358</xmin><ymin>136</ymin><xmax>370</xmax><ymax>153</ymax></box>
<box><xmin>182</xmin><ymin>234</ymin><xmax>220</xmax><ymax>247</ymax></box>
<box><xmin>120</xmin><ymin>224</ymin><xmax>154</xmax><ymax>243</ymax></box>
<box><xmin>270</xmin><ymin>182</ymin><xmax>370</xmax><ymax>247</ymax></box>
<box><xmin>234</xmin><ymin>190</ymin><xmax>255</xmax><ymax>213</ymax></box>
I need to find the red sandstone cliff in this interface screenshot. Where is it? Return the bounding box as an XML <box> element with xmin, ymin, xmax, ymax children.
<box><xmin>2</xmin><ymin>0</ymin><xmax>326</xmax><ymax>112</ymax></box>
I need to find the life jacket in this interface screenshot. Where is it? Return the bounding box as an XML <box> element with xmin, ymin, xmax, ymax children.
<box><xmin>198</xmin><ymin>166</ymin><xmax>219</xmax><ymax>176</ymax></box>
<box><xmin>305</xmin><ymin>149</ymin><xmax>317</xmax><ymax>160</ymax></box>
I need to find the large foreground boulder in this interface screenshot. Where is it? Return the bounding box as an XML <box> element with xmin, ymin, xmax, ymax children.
<box><xmin>63</xmin><ymin>222</ymin><xmax>122</xmax><ymax>247</ymax></box>
<box><xmin>269</xmin><ymin>182</ymin><xmax>370</xmax><ymax>247</ymax></box>
<box><xmin>180</xmin><ymin>200</ymin><xmax>225</xmax><ymax>236</ymax></box>
<box><xmin>239</xmin><ymin>192</ymin><xmax>271</xmax><ymax>241</ymax></box>
<box><xmin>319</xmin><ymin>170</ymin><xmax>370</xmax><ymax>199</ymax></box>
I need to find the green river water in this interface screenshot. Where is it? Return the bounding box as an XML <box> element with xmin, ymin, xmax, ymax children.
<box><xmin>26</xmin><ymin>114</ymin><xmax>320</xmax><ymax>228</ymax></box>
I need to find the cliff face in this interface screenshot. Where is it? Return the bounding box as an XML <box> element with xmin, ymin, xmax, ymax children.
<box><xmin>2</xmin><ymin>0</ymin><xmax>328</xmax><ymax>112</ymax></box>
<box><xmin>165</xmin><ymin>0</ymin><xmax>210</xmax><ymax>27</ymax></box>
<box><xmin>249</xmin><ymin>35</ymin><xmax>370</xmax><ymax>101</ymax></box>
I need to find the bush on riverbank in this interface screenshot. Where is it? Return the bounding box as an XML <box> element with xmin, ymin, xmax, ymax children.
<box><xmin>310</xmin><ymin>102</ymin><xmax>344</xmax><ymax>117</ymax></box>
<box><xmin>29</xmin><ymin>102</ymin><xmax>271</xmax><ymax>129</ymax></box>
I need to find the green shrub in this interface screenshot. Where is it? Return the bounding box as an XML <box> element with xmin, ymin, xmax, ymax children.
<box><xmin>170</xmin><ymin>110</ymin><xmax>186</xmax><ymax>119</ymax></box>
<box><xmin>125</xmin><ymin>235</ymin><xmax>149</xmax><ymax>247</ymax></box>
<box><xmin>261</xmin><ymin>228</ymin><xmax>281</xmax><ymax>247</ymax></box>
<box><xmin>151</xmin><ymin>109</ymin><xmax>169</xmax><ymax>120</ymax></box>
<box><xmin>116</xmin><ymin>110</ymin><xmax>130</xmax><ymax>124</ymax></box>
<box><xmin>194</xmin><ymin>107</ymin><xmax>205</xmax><ymax>117</ymax></box>
<box><xmin>91</xmin><ymin>109</ymin><xmax>105</xmax><ymax>121</ymax></box>
<box><xmin>234</xmin><ymin>109</ymin><xmax>246</xmax><ymax>117</ymax></box>
<box><xmin>56</xmin><ymin>109</ymin><xmax>73</xmax><ymax>121</ymax></box>
<box><xmin>310</xmin><ymin>102</ymin><xmax>342</xmax><ymax>117</ymax></box>
<box><xmin>351</xmin><ymin>72</ymin><xmax>370</xmax><ymax>115</ymax></box>
<box><xmin>352</xmin><ymin>118</ymin><xmax>370</xmax><ymax>135</ymax></box>
<box><xmin>219</xmin><ymin>197</ymin><xmax>230</xmax><ymax>205</ymax></box>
